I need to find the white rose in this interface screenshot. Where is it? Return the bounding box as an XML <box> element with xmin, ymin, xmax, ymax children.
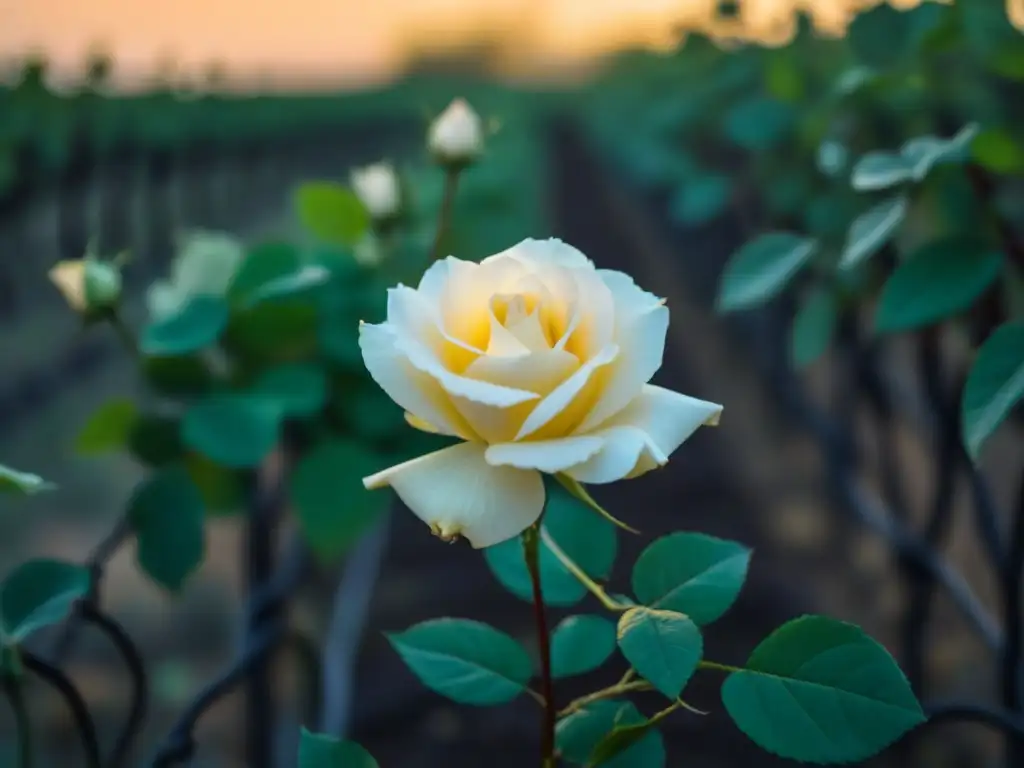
<box><xmin>427</xmin><ymin>99</ymin><xmax>483</xmax><ymax>165</ymax></box>
<box><xmin>360</xmin><ymin>238</ymin><xmax>722</xmax><ymax>548</ymax></box>
<box><xmin>350</xmin><ymin>162</ymin><xmax>401</xmax><ymax>221</ymax></box>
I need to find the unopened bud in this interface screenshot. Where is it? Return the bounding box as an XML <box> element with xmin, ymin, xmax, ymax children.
<box><xmin>427</xmin><ymin>99</ymin><xmax>483</xmax><ymax>168</ymax></box>
<box><xmin>49</xmin><ymin>257</ymin><xmax>123</xmax><ymax>314</ymax></box>
<box><xmin>350</xmin><ymin>162</ymin><xmax>401</xmax><ymax>222</ymax></box>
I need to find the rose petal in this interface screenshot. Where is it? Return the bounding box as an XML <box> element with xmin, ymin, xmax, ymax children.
<box><xmin>485</xmin><ymin>435</ymin><xmax>605</xmax><ymax>473</ymax></box>
<box><xmin>483</xmin><ymin>238</ymin><xmax>594</xmax><ymax>271</ymax></box>
<box><xmin>565</xmin><ymin>384</ymin><xmax>722</xmax><ymax>483</ymax></box>
<box><xmin>49</xmin><ymin>261</ymin><xmax>87</xmax><ymax>311</ymax></box>
<box><xmin>404</xmin><ymin>412</ymin><xmax>443</xmax><ymax>433</ymax></box>
<box><xmin>454</xmin><ymin>349</ymin><xmax>580</xmax><ymax>443</ymax></box>
<box><xmin>564</xmin><ymin>267</ymin><xmax>616</xmax><ymax>359</ymax></box>
<box><xmin>388</xmin><ymin>285</ymin><xmax>481</xmax><ymax>372</ymax></box>
<box><xmin>398</xmin><ymin>333</ymin><xmax>541</xmax><ymax>407</ymax></box>
<box><xmin>386</xmin><ymin>287</ymin><xmax>542</xmax><ymax>407</ymax></box>
<box><xmin>442</xmin><ymin>256</ymin><xmax>529</xmax><ymax>349</ymax></box>
<box><xmin>417</xmin><ymin>257</ymin><xmax>452</xmax><ymax>304</ymax></box>
<box><xmin>598</xmin><ymin>269</ymin><xmax>664</xmax><ymax>316</ymax></box>
<box><xmin>359</xmin><ymin>322</ymin><xmax>476</xmax><ymax>439</ymax></box>
<box><xmin>575</xmin><ymin>303</ymin><xmax>669</xmax><ymax>434</ymax></box>
<box><xmin>363</xmin><ymin>442</ymin><xmax>545</xmax><ymax>548</ymax></box>
<box><xmin>562</xmin><ymin>426</ymin><xmax>657</xmax><ymax>484</ymax></box>
<box><xmin>486</xmin><ymin>308</ymin><xmax>531</xmax><ymax>357</ymax></box>
<box><xmin>515</xmin><ymin>344</ymin><xmax>619</xmax><ymax>441</ymax></box>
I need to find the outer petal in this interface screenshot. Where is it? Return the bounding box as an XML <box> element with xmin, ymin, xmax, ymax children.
<box><xmin>363</xmin><ymin>442</ymin><xmax>545</xmax><ymax>548</ymax></box>
<box><xmin>562</xmin><ymin>426</ymin><xmax>656</xmax><ymax>484</ymax></box>
<box><xmin>388</xmin><ymin>285</ymin><xmax>481</xmax><ymax>372</ymax></box>
<box><xmin>417</xmin><ymin>257</ymin><xmax>452</xmax><ymax>304</ymax></box>
<box><xmin>483</xmin><ymin>238</ymin><xmax>594</xmax><ymax>270</ymax></box>
<box><xmin>49</xmin><ymin>261</ymin><xmax>86</xmax><ymax>311</ymax></box>
<box><xmin>359</xmin><ymin>322</ymin><xmax>476</xmax><ymax>439</ymax></box>
<box><xmin>485</xmin><ymin>435</ymin><xmax>605</xmax><ymax>473</ymax></box>
<box><xmin>565</xmin><ymin>384</ymin><xmax>722</xmax><ymax>484</ymax></box>
<box><xmin>574</xmin><ymin>303</ymin><xmax>669</xmax><ymax>434</ymax></box>
<box><xmin>597</xmin><ymin>269</ymin><xmax>663</xmax><ymax>315</ymax></box>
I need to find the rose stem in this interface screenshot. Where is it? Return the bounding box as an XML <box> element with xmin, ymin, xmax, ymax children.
<box><xmin>427</xmin><ymin>168</ymin><xmax>460</xmax><ymax>264</ymax></box>
<box><xmin>523</xmin><ymin>523</ymin><xmax>557</xmax><ymax>767</ymax></box>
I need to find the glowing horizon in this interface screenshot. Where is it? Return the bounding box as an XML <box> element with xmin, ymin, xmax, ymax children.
<box><xmin>1</xmin><ymin>0</ymin><xmax>1010</xmax><ymax>92</ymax></box>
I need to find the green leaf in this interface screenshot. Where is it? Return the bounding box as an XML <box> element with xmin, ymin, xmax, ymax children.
<box><xmin>183</xmin><ymin>453</ymin><xmax>243</xmax><ymax>515</ymax></box>
<box><xmin>716</xmin><ymin>233</ymin><xmax>817</xmax><ymax>312</ymax></box>
<box><xmin>290</xmin><ymin>439</ymin><xmax>389</xmax><ymax>562</ymax></box>
<box><xmin>252</xmin><ymin>363</ymin><xmax>328</xmax><ymax>418</ymax></box>
<box><xmin>386</xmin><ymin>618</ymin><xmax>532</xmax><ymax>706</ymax></box>
<box><xmin>875</xmin><ymin>238</ymin><xmax>1003</xmax><ymax>332</ymax></box>
<box><xmin>297</xmin><ymin>728</ymin><xmax>378</xmax><ymax>767</ymax></box>
<box><xmin>227</xmin><ymin>241</ymin><xmax>301</xmax><ymax>304</ymax></box>
<box><xmin>551</xmin><ymin>615</ymin><xmax>617</xmax><ymax>679</ymax></box>
<box><xmin>962</xmin><ymin>0</ymin><xmax>1023</xmax><ymax>73</ymax></box>
<box><xmin>128</xmin><ymin>414</ymin><xmax>185</xmax><ymax>467</ymax></box>
<box><xmin>791</xmin><ymin>289</ymin><xmax>838</xmax><ymax>369</ymax></box>
<box><xmin>76</xmin><ymin>397</ymin><xmax>138</xmax><ymax>455</ymax></box>
<box><xmin>182</xmin><ymin>394</ymin><xmax>282</xmax><ymax>468</ymax></box>
<box><xmin>668</xmin><ymin>174</ymin><xmax>732</xmax><ymax>226</ymax></box>
<box><xmin>318</xmin><ymin>311</ymin><xmax>363</xmax><ymax>368</ymax></box>
<box><xmin>724</xmin><ymin>97</ymin><xmax>794</xmax><ymax>151</ymax></box>
<box><xmin>141</xmin><ymin>295</ymin><xmax>229</xmax><ymax>356</ymax></box>
<box><xmin>140</xmin><ymin>354</ymin><xmax>213</xmax><ymax>398</ymax></box>
<box><xmin>589</xmin><ymin>719</ymin><xmax>661</xmax><ymax>766</ymax></box>
<box><xmin>296</xmin><ymin>182</ymin><xmax>371</xmax><ymax>247</ymax></box>
<box><xmin>804</xmin><ymin>194</ymin><xmax>858</xmax><ymax>240</ymax></box>
<box><xmin>721</xmin><ymin>615</ymin><xmax>925</xmax><ymax>763</ymax></box>
<box><xmin>839</xmin><ymin>195</ymin><xmax>908</xmax><ymax>270</ymax></box>
<box><xmin>961</xmin><ymin>322</ymin><xmax>1024</xmax><ymax>459</ymax></box>
<box><xmin>339</xmin><ymin>387</ymin><xmax>408</xmax><ymax>443</ymax></box>
<box><xmin>971</xmin><ymin>128</ymin><xmax>1024</xmax><ymax>174</ymax></box>
<box><xmin>226</xmin><ymin>299</ymin><xmax>319</xmax><ymax>363</ymax></box>
<box><xmin>0</xmin><ymin>465</ymin><xmax>55</xmax><ymax>496</ymax></box>
<box><xmin>0</xmin><ymin>559</ymin><xmax>90</xmax><ymax>642</ymax></box>
<box><xmin>899</xmin><ymin>125</ymin><xmax>978</xmax><ymax>180</ymax></box>
<box><xmin>631</xmin><ymin>532</ymin><xmax>751</xmax><ymax>625</ymax></box>
<box><xmin>556</xmin><ymin>700</ymin><xmax>665</xmax><ymax>767</ymax></box>
<box><xmin>484</xmin><ymin>482</ymin><xmax>617</xmax><ymax>607</ymax></box>
<box><xmin>850</xmin><ymin>152</ymin><xmax>912</xmax><ymax>192</ymax></box>
<box><xmin>847</xmin><ymin>3</ymin><xmax>914</xmax><ymax>69</ymax></box>
<box><xmin>242</xmin><ymin>265</ymin><xmax>330</xmax><ymax>308</ymax></box>
<box><xmin>617</xmin><ymin>607</ymin><xmax>702</xmax><ymax>698</ymax></box>
<box><xmin>127</xmin><ymin>466</ymin><xmax>205</xmax><ymax>592</ymax></box>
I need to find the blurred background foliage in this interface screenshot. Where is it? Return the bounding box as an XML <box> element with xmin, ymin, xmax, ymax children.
<box><xmin>4</xmin><ymin>0</ymin><xmax>1024</xmax><ymax>766</ymax></box>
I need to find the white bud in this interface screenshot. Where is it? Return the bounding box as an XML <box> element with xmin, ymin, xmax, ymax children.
<box><xmin>427</xmin><ymin>99</ymin><xmax>483</xmax><ymax>167</ymax></box>
<box><xmin>49</xmin><ymin>257</ymin><xmax>122</xmax><ymax>313</ymax></box>
<box><xmin>350</xmin><ymin>162</ymin><xmax>401</xmax><ymax>221</ymax></box>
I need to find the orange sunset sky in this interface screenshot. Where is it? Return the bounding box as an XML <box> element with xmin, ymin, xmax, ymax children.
<box><xmin>1</xmin><ymin>0</ymin><xmax>1020</xmax><ymax>90</ymax></box>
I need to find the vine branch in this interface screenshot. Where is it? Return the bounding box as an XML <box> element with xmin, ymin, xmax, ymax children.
<box><xmin>3</xmin><ymin>668</ymin><xmax>33</xmax><ymax>768</ymax></box>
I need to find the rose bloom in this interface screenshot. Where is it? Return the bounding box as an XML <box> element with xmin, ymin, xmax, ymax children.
<box><xmin>360</xmin><ymin>239</ymin><xmax>722</xmax><ymax>548</ymax></box>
